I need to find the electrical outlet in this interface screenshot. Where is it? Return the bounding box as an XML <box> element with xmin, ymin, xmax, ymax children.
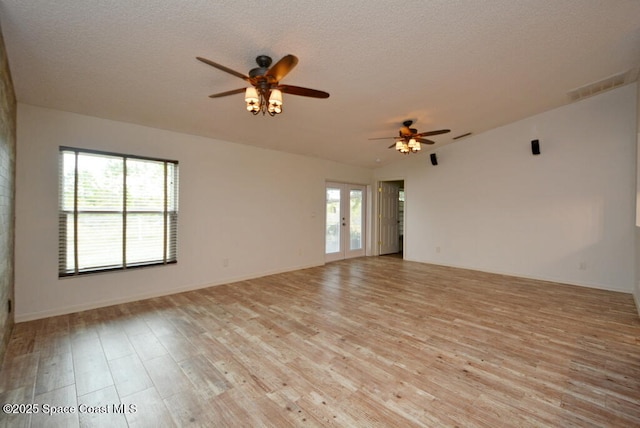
<box><xmin>579</xmin><ymin>262</ymin><xmax>587</xmax><ymax>270</ymax></box>
<box><xmin>223</xmin><ymin>258</ymin><xmax>229</xmax><ymax>267</ymax></box>
<box><xmin>436</xmin><ymin>246</ymin><xmax>441</xmax><ymax>253</ymax></box>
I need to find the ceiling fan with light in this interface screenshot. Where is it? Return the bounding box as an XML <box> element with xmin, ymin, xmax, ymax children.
<box><xmin>369</xmin><ymin>120</ymin><xmax>450</xmax><ymax>154</ymax></box>
<box><xmin>196</xmin><ymin>54</ymin><xmax>330</xmax><ymax>116</ymax></box>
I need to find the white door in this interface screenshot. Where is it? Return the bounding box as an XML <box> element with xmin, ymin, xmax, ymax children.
<box><xmin>379</xmin><ymin>181</ymin><xmax>400</xmax><ymax>255</ymax></box>
<box><xmin>325</xmin><ymin>182</ymin><xmax>366</xmax><ymax>262</ymax></box>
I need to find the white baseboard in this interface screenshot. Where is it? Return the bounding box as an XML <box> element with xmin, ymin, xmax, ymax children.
<box><xmin>16</xmin><ymin>257</ymin><xmax>636</xmax><ymax>322</ymax></box>
<box><xmin>15</xmin><ymin>262</ymin><xmax>322</xmax><ymax>322</ymax></box>
<box><xmin>402</xmin><ymin>257</ymin><xmax>634</xmax><ymax>294</ymax></box>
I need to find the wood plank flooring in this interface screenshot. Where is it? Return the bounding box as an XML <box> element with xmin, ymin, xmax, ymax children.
<box><xmin>1</xmin><ymin>257</ymin><xmax>639</xmax><ymax>427</ymax></box>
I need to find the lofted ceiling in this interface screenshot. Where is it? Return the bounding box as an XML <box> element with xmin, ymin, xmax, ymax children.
<box><xmin>1</xmin><ymin>1</ymin><xmax>639</xmax><ymax>168</ymax></box>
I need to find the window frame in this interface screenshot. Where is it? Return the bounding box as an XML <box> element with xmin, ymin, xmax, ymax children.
<box><xmin>58</xmin><ymin>146</ymin><xmax>179</xmax><ymax>277</ymax></box>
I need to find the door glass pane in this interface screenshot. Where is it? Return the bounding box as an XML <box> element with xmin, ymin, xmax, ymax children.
<box><xmin>350</xmin><ymin>189</ymin><xmax>363</xmax><ymax>250</ymax></box>
<box><xmin>325</xmin><ymin>188</ymin><xmax>341</xmax><ymax>253</ymax></box>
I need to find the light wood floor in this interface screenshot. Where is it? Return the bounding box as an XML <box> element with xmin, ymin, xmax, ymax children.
<box><xmin>1</xmin><ymin>257</ymin><xmax>639</xmax><ymax>427</ymax></box>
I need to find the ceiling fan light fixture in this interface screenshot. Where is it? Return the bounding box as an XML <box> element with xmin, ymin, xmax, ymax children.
<box><xmin>269</xmin><ymin>89</ymin><xmax>283</xmax><ymax>105</ymax></box>
<box><xmin>267</xmin><ymin>89</ymin><xmax>283</xmax><ymax>115</ymax></box>
<box><xmin>267</xmin><ymin>103</ymin><xmax>282</xmax><ymax>114</ymax></box>
<box><xmin>244</xmin><ymin>87</ymin><xmax>258</xmax><ymax>103</ymax></box>
<box><xmin>245</xmin><ymin>87</ymin><xmax>260</xmax><ymax>112</ymax></box>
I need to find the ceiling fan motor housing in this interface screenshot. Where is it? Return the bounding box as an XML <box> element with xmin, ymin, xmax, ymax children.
<box><xmin>249</xmin><ymin>55</ymin><xmax>273</xmax><ymax>80</ymax></box>
<box><xmin>255</xmin><ymin>55</ymin><xmax>272</xmax><ymax>68</ymax></box>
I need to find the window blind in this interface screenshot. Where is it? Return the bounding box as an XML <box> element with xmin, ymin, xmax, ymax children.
<box><xmin>59</xmin><ymin>147</ymin><xmax>178</xmax><ymax>276</ymax></box>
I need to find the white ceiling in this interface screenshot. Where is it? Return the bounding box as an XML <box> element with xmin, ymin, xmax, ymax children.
<box><xmin>1</xmin><ymin>1</ymin><xmax>639</xmax><ymax>168</ymax></box>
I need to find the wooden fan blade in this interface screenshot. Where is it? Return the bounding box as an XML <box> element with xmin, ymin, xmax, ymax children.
<box><xmin>416</xmin><ymin>129</ymin><xmax>451</xmax><ymax>137</ymax></box>
<box><xmin>368</xmin><ymin>136</ymin><xmax>396</xmax><ymax>140</ymax></box>
<box><xmin>266</xmin><ymin>55</ymin><xmax>299</xmax><ymax>82</ymax></box>
<box><xmin>416</xmin><ymin>138</ymin><xmax>435</xmax><ymax>145</ymax></box>
<box><xmin>197</xmin><ymin>57</ymin><xmax>250</xmax><ymax>81</ymax></box>
<box><xmin>279</xmin><ymin>85</ymin><xmax>330</xmax><ymax>98</ymax></box>
<box><xmin>399</xmin><ymin>126</ymin><xmax>412</xmax><ymax>136</ymax></box>
<box><xmin>208</xmin><ymin>88</ymin><xmax>246</xmax><ymax>98</ymax></box>
<box><xmin>388</xmin><ymin>142</ymin><xmax>398</xmax><ymax>149</ymax></box>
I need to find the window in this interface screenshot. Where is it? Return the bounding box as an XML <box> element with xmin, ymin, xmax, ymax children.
<box><xmin>59</xmin><ymin>147</ymin><xmax>178</xmax><ymax>276</ymax></box>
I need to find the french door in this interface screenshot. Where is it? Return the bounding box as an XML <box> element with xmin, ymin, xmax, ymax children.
<box><xmin>325</xmin><ymin>182</ymin><xmax>366</xmax><ymax>262</ymax></box>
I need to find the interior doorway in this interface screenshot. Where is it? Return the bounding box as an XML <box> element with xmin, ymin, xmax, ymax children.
<box><xmin>378</xmin><ymin>180</ymin><xmax>404</xmax><ymax>257</ymax></box>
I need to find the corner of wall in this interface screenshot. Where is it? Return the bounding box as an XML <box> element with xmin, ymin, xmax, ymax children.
<box><xmin>635</xmin><ymin>81</ymin><xmax>640</xmax><ymax>318</ymax></box>
<box><xmin>0</xmin><ymin>19</ymin><xmax>17</xmax><ymax>362</ymax></box>
<box><xmin>636</xmin><ymin>226</ymin><xmax>640</xmax><ymax>318</ymax></box>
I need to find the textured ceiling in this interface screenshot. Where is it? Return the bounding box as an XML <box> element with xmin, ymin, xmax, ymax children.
<box><xmin>1</xmin><ymin>1</ymin><xmax>639</xmax><ymax>168</ymax></box>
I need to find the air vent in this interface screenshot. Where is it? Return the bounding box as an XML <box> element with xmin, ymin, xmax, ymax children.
<box><xmin>567</xmin><ymin>68</ymin><xmax>638</xmax><ymax>102</ymax></box>
<box><xmin>453</xmin><ymin>132</ymin><xmax>472</xmax><ymax>140</ymax></box>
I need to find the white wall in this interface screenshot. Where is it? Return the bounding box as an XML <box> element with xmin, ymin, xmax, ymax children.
<box><xmin>14</xmin><ymin>104</ymin><xmax>373</xmax><ymax>321</ymax></box>
<box><xmin>376</xmin><ymin>84</ymin><xmax>637</xmax><ymax>292</ymax></box>
<box><xmin>14</xmin><ymin>83</ymin><xmax>638</xmax><ymax>320</ymax></box>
